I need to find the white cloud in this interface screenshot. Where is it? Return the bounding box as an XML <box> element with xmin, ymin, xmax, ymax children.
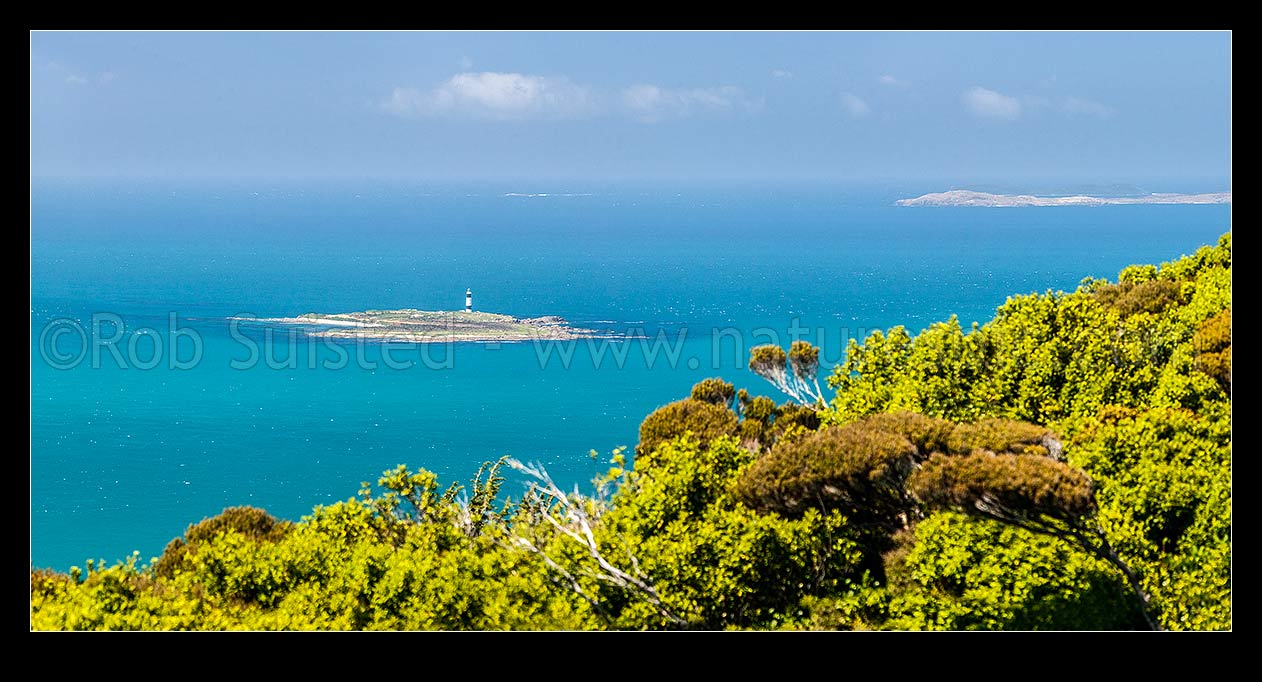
<box><xmin>64</xmin><ymin>74</ymin><xmax>87</xmax><ymax>86</ymax></box>
<box><xmin>621</xmin><ymin>84</ymin><xmax>761</xmax><ymax>122</ymax></box>
<box><xmin>840</xmin><ymin>92</ymin><xmax>870</xmax><ymax>118</ymax></box>
<box><xmin>382</xmin><ymin>71</ymin><xmax>595</xmax><ymax>120</ymax></box>
<box><xmin>1062</xmin><ymin>96</ymin><xmax>1115</xmax><ymax>118</ymax></box>
<box><xmin>879</xmin><ymin>74</ymin><xmax>907</xmax><ymax>87</ymax></box>
<box><xmin>382</xmin><ymin>73</ymin><xmax>763</xmax><ymax>123</ymax></box>
<box><xmin>771</xmin><ymin>69</ymin><xmax>794</xmax><ymax>80</ymax></box>
<box><xmin>963</xmin><ymin>86</ymin><xmax>1021</xmax><ymax>120</ymax></box>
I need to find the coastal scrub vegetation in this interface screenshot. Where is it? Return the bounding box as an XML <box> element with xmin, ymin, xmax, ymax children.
<box><xmin>31</xmin><ymin>233</ymin><xmax>1230</xmax><ymax>630</ymax></box>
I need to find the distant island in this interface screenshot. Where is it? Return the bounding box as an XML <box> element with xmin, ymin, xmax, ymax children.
<box><xmin>897</xmin><ymin>189</ymin><xmax>1232</xmax><ymax>207</ymax></box>
<box><xmin>233</xmin><ymin>309</ymin><xmax>622</xmax><ymax>343</ymax></box>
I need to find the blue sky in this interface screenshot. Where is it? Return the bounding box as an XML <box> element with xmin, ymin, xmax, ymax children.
<box><xmin>30</xmin><ymin>31</ymin><xmax>1231</xmax><ymax>185</ymax></box>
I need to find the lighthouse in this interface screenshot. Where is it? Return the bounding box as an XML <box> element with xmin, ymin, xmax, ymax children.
<box><xmin>465</xmin><ymin>288</ymin><xmax>473</xmax><ymax>313</ymax></box>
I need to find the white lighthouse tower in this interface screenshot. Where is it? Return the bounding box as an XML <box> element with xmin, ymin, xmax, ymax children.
<box><xmin>465</xmin><ymin>288</ymin><xmax>473</xmax><ymax>313</ymax></box>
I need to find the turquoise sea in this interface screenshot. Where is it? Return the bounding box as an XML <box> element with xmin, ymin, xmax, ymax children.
<box><xmin>29</xmin><ymin>181</ymin><xmax>1230</xmax><ymax>570</ymax></box>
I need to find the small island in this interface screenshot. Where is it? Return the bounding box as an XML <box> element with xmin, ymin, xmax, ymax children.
<box><xmin>897</xmin><ymin>189</ymin><xmax>1231</xmax><ymax>207</ymax></box>
<box><xmin>234</xmin><ymin>309</ymin><xmax>621</xmax><ymax>343</ymax></box>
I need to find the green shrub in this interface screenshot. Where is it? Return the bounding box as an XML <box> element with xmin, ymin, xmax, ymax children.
<box><xmin>154</xmin><ymin>506</ymin><xmax>292</xmax><ymax>579</ymax></box>
<box><xmin>734</xmin><ymin>422</ymin><xmax>917</xmax><ymax>527</ymax></box>
<box><xmin>857</xmin><ymin>411</ymin><xmax>955</xmax><ymax>457</ymax></box>
<box><xmin>690</xmin><ymin>377</ymin><xmax>737</xmax><ymax>406</ymax></box>
<box><xmin>909</xmin><ymin>452</ymin><xmax>1096</xmax><ymax>522</ymax></box>
<box><xmin>636</xmin><ymin>398</ymin><xmax>739</xmax><ymax>459</ymax></box>
<box><xmin>1194</xmin><ymin>308</ymin><xmax>1230</xmax><ymax>391</ymax></box>
<box><xmin>946</xmin><ymin>418</ymin><xmax>1055</xmax><ymax>457</ymax></box>
<box><xmin>1092</xmin><ymin>278</ymin><xmax>1184</xmax><ymax>317</ymax></box>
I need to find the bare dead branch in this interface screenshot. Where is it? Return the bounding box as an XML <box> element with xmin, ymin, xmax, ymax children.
<box><xmin>506</xmin><ymin>459</ymin><xmax>688</xmax><ymax>627</ymax></box>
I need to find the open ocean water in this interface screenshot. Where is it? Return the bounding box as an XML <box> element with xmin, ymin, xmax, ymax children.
<box><xmin>29</xmin><ymin>181</ymin><xmax>1230</xmax><ymax>570</ymax></box>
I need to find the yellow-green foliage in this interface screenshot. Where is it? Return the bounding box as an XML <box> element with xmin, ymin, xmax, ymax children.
<box><xmin>804</xmin><ymin>513</ymin><xmax>1143</xmax><ymax>630</ymax></box>
<box><xmin>598</xmin><ymin>435</ymin><xmax>865</xmax><ymax>628</ymax></box>
<box><xmin>809</xmin><ymin>232</ymin><xmax>1230</xmax><ymax>630</ymax></box>
<box><xmin>31</xmin><ymin>495</ymin><xmax>595</xmax><ymax>631</ymax></box>
<box><xmin>827</xmin><ymin>232</ymin><xmax>1231</xmax><ymax>424</ymax></box>
<box><xmin>1060</xmin><ymin>407</ymin><xmax>1231</xmax><ymax>630</ymax></box>
<box><xmin>31</xmin><ymin>438</ymin><xmax>867</xmax><ymax>631</ymax></box>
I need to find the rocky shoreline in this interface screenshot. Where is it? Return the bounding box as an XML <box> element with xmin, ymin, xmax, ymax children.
<box><xmin>230</xmin><ymin>309</ymin><xmax>633</xmax><ymax>343</ymax></box>
<box><xmin>897</xmin><ymin>189</ymin><xmax>1231</xmax><ymax>207</ymax></box>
